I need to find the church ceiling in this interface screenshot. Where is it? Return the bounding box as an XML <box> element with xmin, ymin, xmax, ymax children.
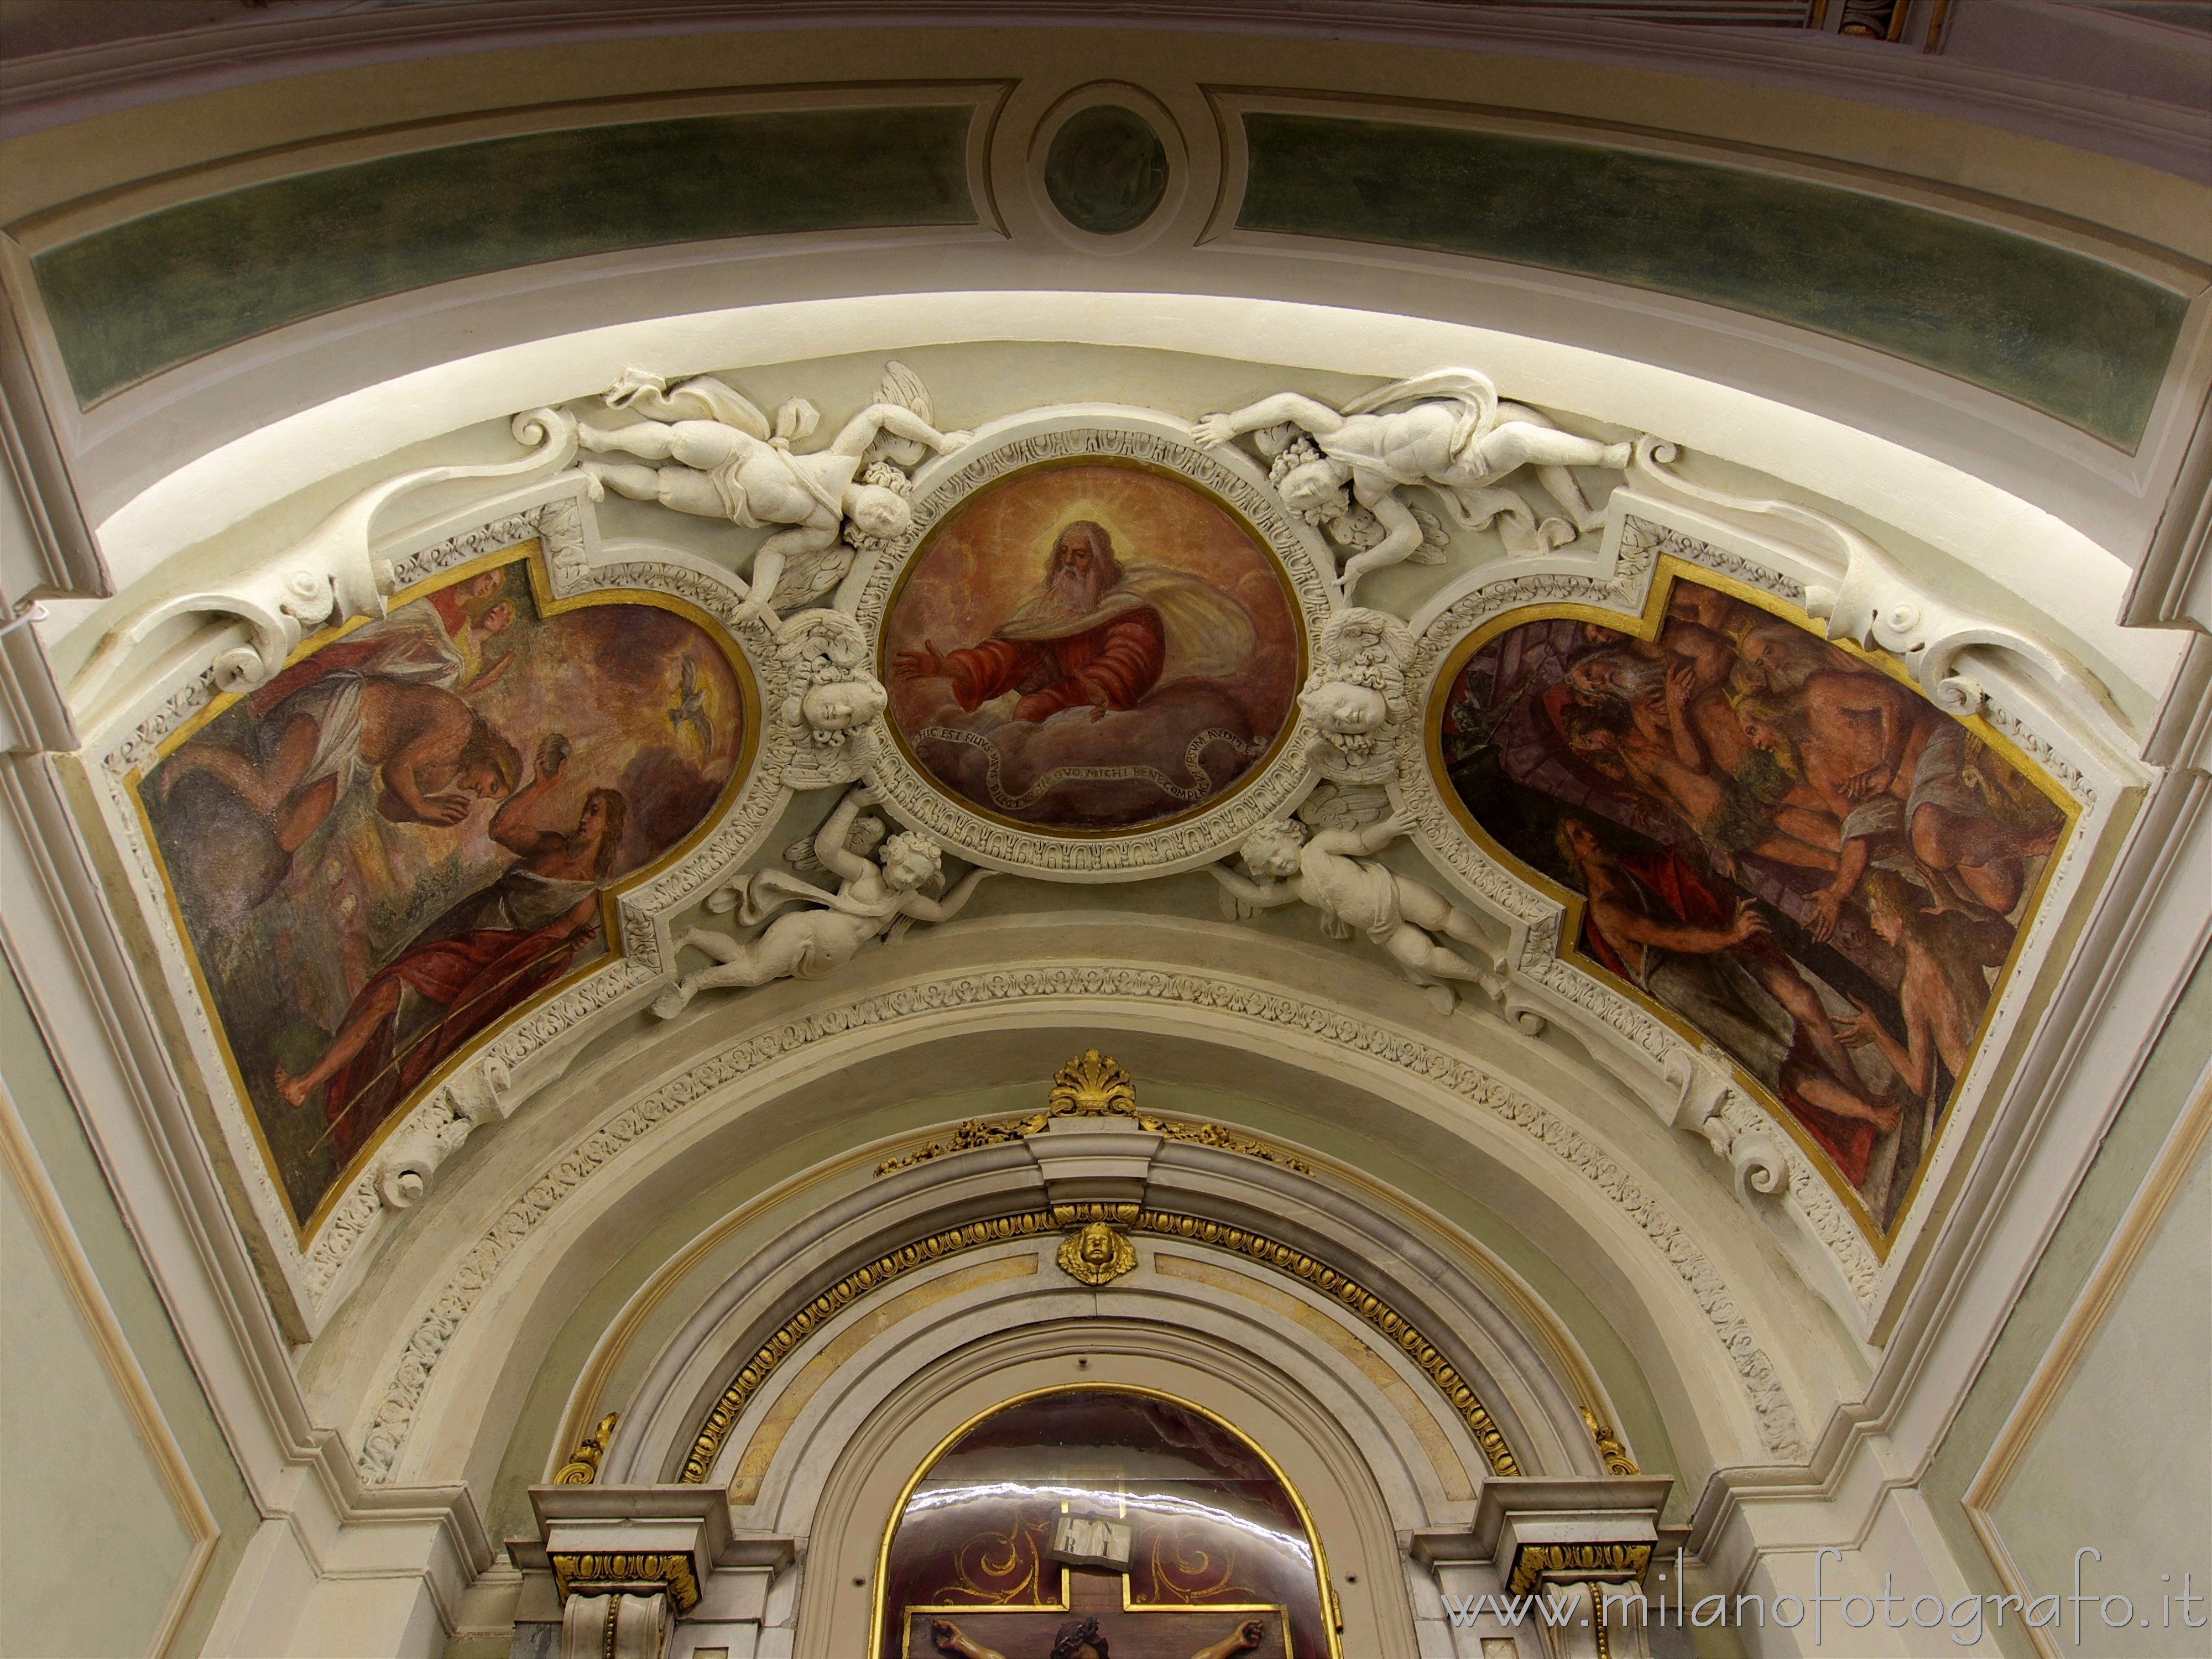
<box><xmin>58</xmin><ymin>346</ymin><xmax>2140</xmax><ymax>1352</ymax></box>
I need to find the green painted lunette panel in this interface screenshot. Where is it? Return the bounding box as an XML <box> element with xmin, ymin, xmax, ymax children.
<box><xmin>1238</xmin><ymin>112</ymin><xmax>2188</xmax><ymax>452</ymax></box>
<box><xmin>34</xmin><ymin>105</ymin><xmax>978</xmax><ymax>406</ymax></box>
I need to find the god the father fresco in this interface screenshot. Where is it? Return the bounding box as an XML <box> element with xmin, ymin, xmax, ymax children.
<box><xmin>894</xmin><ymin>519</ymin><xmax>1258</xmax><ymax>723</ymax></box>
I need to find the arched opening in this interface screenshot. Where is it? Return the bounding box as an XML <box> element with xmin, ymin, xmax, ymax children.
<box><xmin>876</xmin><ymin>1385</ymin><xmax>1333</xmax><ymax>1659</ymax></box>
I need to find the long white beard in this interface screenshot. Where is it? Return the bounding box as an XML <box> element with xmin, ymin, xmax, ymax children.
<box><xmin>1043</xmin><ymin>564</ymin><xmax>1108</xmax><ymax>619</ymax></box>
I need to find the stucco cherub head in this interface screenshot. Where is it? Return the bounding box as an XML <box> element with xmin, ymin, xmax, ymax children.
<box><xmin>843</xmin><ymin>482</ymin><xmax>912</xmax><ymax>541</ymax></box>
<box><xmin>800</xmin><ymin>676</ymin><xmax>888</xmax><ymax>738</ymax></box>
<box><xmin>1238</xmin><ymin>820</ymin><xmax>1308</xmax><ymax>881</ymax></box>
<box><xmin>878</xmin><ymin>830</ymin><xmax>944</xmax><ymax>892</ymax></box>
<box><xmin>1299</xmin><ymin>679</ymin><xmax>1390</xmax><ymax>738</ymax></box>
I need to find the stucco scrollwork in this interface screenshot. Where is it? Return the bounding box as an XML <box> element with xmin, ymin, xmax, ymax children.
<box><xmin>82</xmin><ymin>481</ymin><xmax>800</xmax><ymax>1325</ymax></box>
<box><xmin>355</xmin><ymin>960</ymin><xmax>1808</xmax><ymax>1485</ymax></box>
<box><xmin>1623</xmin><ymin>439</ymin><xmax>2121</xmax><ymax>732</ymax></box>
<box><xmin>74</xmin><ymin>410</ymin><xmax>577</xmax><ymax>719</ymax></box>
<box><xmin>1191</xmin><ymin>369</ymin><xmax>1636</xmax><ymax>593</ymax></box>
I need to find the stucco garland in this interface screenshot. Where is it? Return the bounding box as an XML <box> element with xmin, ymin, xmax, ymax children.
<box><xmin>352</xmin><ymin>960</ymin><xmax>1809</xmax><ymax>1486</ymax></box>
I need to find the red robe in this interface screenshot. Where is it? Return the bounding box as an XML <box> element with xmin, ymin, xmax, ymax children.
<box><xmin>321</xmin><ymin>917</ymin><xmax>592</xmax><ymax>1154</ymax></box>
<box><xmin>941</xmin><ymin>608</ymin><xmax>1166</xmax><ymax>722</ymax></box>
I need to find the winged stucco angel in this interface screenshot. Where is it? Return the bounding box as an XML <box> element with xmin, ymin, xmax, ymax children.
<box><xmin>576</xmin><ymin>360</ymin><xmax>970</xmax><ymax>625</ymax></box>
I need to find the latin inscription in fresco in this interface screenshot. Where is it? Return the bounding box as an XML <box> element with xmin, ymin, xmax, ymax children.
<box><xmin>1440</xmin><ymin>575</ymin><xmax>2063</xmax><ymax>1229</ymax></box>
<box><xmin>140</xmin><ymin>546</ymin><xmax>744</xmax><ymax>1226</ymax></box>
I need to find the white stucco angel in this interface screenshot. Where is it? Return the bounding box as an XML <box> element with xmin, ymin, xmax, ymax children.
<box><xmin>1297</xmin><ymin>608</ymin><xmax>1415</xmax><ymax>784</ymax></box>
<box><xmin>576</xmin><ymin>361</ymin><xmax>971</xmax><ymax>627</ymax></box>
<box><xmin>1191</xmin><ymin>369</ymin><xmax>1634</xmax><ymax>592</ymax></box>
<box><xmin>1212</xmin><ymin>806</ymin><xmax>1501</xmax><ymax>1014</ymax></box>
<box><xmin>650</xmin><ymin>784</ymin><xmax>989</xmax><ymax>1018</ymax></box>
<box><xmin>774</xmin><ymin>610</ymin><xmax>888</xmax><ymax>789</ymax></box>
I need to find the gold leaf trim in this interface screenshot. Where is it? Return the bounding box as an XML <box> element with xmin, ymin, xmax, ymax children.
<box><xmin>1505</xmin><ymin>1541</ymin><xmax>1652</xmax><ymax>1598</ymax></box>
<box><xmin>676</xmin><ymin>1211</ymin><xmax>1063</xmax><ymax>1483</ymax></box>
<box><xmin>875</xmin><ymin>1050</ymin><xmax>1313</xmax><ymax>1176</ymax></box>
<box><xmin>551</xmin><ymin>1550</ymin><xmax>701</xmax><ymax>1614</ymax></box>
<box><xmin>1580</xmin><ymin>1406</ymin><xmax>1639</xmax><ymax>1476</ymax></box>
<box><xmin>677</xmin><ymin>1204</ymin><xmax>1518</xmax><ymax>1484</ymax></box>
<box><xmin>1130</xmin><ymin>1211</ymin><xmax>1519</xmax><ymax>1478</ymax></box>
<box><xmin>553</xmin><ymin>1411</ymin><xmax>619</xmax><ymax>1485</ymax></box>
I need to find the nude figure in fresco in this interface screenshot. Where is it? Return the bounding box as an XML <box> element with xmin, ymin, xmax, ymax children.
<box><xmin>158</xmin><ymin>671</ymin><xmax>521</xmax><ymax>851</ymax></box>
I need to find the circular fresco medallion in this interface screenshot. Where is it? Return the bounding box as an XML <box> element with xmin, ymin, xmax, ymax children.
<box><xmin>879</xmin><ymin>452</ymin><xmax>1307</xmax><ymax>847</ymax></box>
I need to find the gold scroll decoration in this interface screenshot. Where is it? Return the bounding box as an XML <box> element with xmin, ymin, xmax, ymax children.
<box><xmin>1579</xmin><ymin>1407</ymin><xmax>1639</xmax><ymax>1476</ymax></box>
<box><xmin>877</xmin><ymin>1050</ymin><xmax>1314</xmax><ymax>1176</ymax></box>
<box><xmin>1505</xmin><ymin>1541</ymin><xmax>1653</xmax><ymax>1598</ymax></box>
<box><xmin>550</xmin><ymin>1551</ymin><xmax>702</xmax><ymax>1614</ymax></box>
<box><xmin>554</xmin><ymin>1411</ymin><xmax>619</xmax><ymax>1485</ymax></box>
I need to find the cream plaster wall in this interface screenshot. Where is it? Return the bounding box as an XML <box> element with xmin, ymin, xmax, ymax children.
<box><xmin>0</xmin><ymin>1148</ymin><xmax>196</xmax><ymax>1658</ymax></box>
<box><xmin>1989</xmin><ymin>1136</ymin><xmax>2210</xmax><ymax>1653</ymax></box>
<box><xmin>0</xmin><ymin>961</ymin><xmax>257</xmax><ymax>1659</ymax></box>
<box><xmin>1924</xmin><ymin>946</ymin><xmax>2212</xmax><ymax>1659</ymax></box>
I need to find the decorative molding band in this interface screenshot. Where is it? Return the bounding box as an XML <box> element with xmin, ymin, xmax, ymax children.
<box><xmin>673</xmin><ymin>1198</ymin><xmax>1521</xmax><ymax>1488</ymax></box>
<box><xmin>550</xmin><ymin>1551</ymin><xmax>701</xmax><ymax>1615</ymax></box>
<box><xmin>354</xmin><ymin>961</ymin><xmax>1806</xmax><ymax>1486</ymax></box>
<box><xmin>674</xmin><ymin>1208</ymin><xmax>1066</xmax><ymax>1483</ymax></box>
<box><xmin>1506</xmin><ymin>1541</ymin><xmax>1653</xmax><ymax>1597</ymax></box>
<box><xmin>874</xmin><ymin>1047</ymin><xmax>1314</xmax><ymax>1175</ymax></box>
<box><xmin>1126</xmin><ymin>1209</ymin><xmax>1520</xmax><ymax>1479</ymax></box>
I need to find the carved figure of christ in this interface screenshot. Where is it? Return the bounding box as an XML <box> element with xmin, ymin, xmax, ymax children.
<box><xmin>922</xmin><ymin>1569</ymin><xmax>1276</xmax><ymax>1659</ymax></box>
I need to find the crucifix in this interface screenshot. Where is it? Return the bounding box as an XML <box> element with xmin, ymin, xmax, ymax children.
<box><xmin>914</xmin><ymin>1566</ymin><xmax>1277</xmax><ymax>1659</ymax></box>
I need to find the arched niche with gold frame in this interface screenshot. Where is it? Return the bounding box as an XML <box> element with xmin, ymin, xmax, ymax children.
<box><xmin>873</xmin><ymin>1384</ymin><xmax>1340</xmax><ymax>1659</ymax></box>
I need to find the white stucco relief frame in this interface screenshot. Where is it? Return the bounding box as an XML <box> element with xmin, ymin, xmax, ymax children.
<box><xmin>349</xmin><ymin>952</ymin><xmax>1812</xmax><ymax>1493</ymax></box>
<box><xmin>846</xmin><ymin>407</ymin><xmax>1338</xmax><ymax>879</ymax></box>
<box><xmin>51</xmin><ymin>376</ymin><xmax>2153</xmax><ymax>1372</ymax></box>
<box><xmin>1388</xmin><ymin>452</ymin><xmax>2147</xmax><ymax>1339</ymax></box>
<box><xmin>67</xmin><ymin>476</ymin><xmax>806</xmax><ymax>1336</ymax></box>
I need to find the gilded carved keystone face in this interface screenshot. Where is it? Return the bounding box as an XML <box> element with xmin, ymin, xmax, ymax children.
<box><xmin>1057</xmin><ymin>1222</ymin><xmax>1138</xmax><ymax>1285</ymax></box>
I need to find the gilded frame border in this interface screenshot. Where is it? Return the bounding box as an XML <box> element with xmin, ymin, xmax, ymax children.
<box><xmin>1423</xmin><ymin>553</ymin><xmax>2080</xmax><ymax>1250</ymax></box>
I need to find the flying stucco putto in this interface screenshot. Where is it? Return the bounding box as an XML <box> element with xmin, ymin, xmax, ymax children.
<box><xmin>1</xmin><ymin>11</ymin><xmax>2205</xmax><ymax>1659</ymax></box>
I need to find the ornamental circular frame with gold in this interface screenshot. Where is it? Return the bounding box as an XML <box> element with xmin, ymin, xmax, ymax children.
<box><xmin>859</xmin><ymin>427</ymin><xmax>1333</xmax><ymax>880</ymax></box>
